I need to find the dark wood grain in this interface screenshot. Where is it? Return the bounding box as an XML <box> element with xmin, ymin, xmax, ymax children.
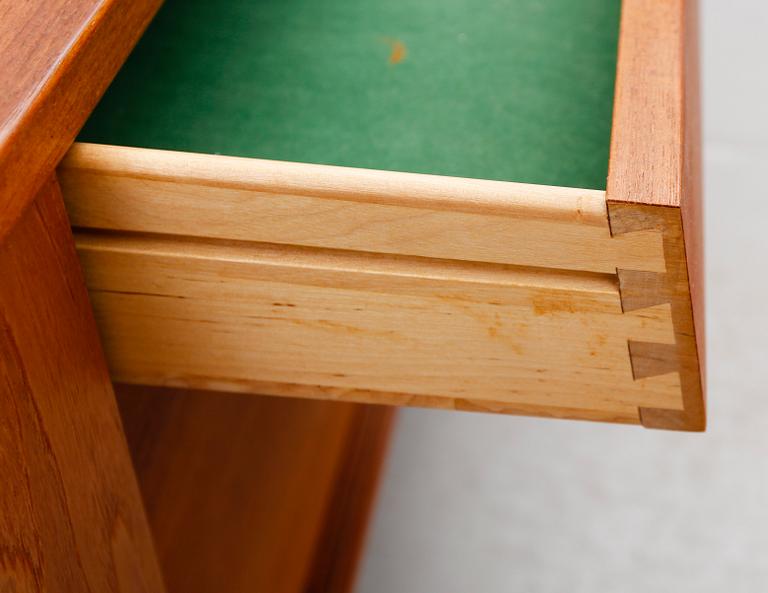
<box><xmin>306</xmin><ymin>405</ymin><xmax>395</xmax><ymax>593</ymax></box>
<box><xmin>607</xmin><ymin>0</ymin><xmax>687</xmax><ymax>208</ymax></box>
<box><xmin>0</xmin><ymin>176</ymin><xmax>166</xmax><ymax>592</ymax></box>
<box><xmin>116</xmin><ymin>385</ymin><xmax>394</xmax><ymax>593</ymax></box>
<box><xmin>0</xmin><ymin>0</ymin><xmax>162</xmax><ymax>242</ymax></box>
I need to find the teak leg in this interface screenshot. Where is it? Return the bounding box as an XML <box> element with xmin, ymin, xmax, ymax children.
<box><xmin>116</xmin><ymin>384</ymin><xmax>394</xmax><ymax>593</ymax></box>
<box><xmin>0</xmin><ymin>176</ymin><xmax>165</xmax><ymax>592</ymax></box>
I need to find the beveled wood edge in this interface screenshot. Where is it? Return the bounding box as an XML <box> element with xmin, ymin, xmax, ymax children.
<box><xmin>0</xmin><ymin>0</ymin><xmax>162</xmax><ymax>243</ymax></box>
<box><xmin>62</xmin><ymin>142</ymin><xmax>609</xmax><ymax>224</ymax></box>
<box><xmin>61</xmin><ymin>142</ymin><xmax>671</xmax><ymax>278</ymax></box>
<box><xmin>607</xmin><ymin>0</ymin><xmax>704</xmax><ymax>431</ymax></box>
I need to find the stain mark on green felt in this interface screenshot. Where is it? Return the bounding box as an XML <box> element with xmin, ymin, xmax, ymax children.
<box><xmin>79</xmin><ymin>0</ymin><xmax>621</xmax><ymax>189</ymax></box>
<box><xmin>381</xmin><ymin>37</ymin><xmax>407</xmax><ymax>64</ymax></box>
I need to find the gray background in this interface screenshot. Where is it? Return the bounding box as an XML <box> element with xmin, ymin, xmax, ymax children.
<box><xmin>356</xmin><ymin>2</ymin><xmax>768</xmax><ymax>591</ymax></box>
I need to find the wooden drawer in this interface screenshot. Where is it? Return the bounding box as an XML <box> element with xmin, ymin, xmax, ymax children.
<box><xmin>60</xmin><ymin>0</ymin><xmax>704</xmax><ymax>430</ymax></box>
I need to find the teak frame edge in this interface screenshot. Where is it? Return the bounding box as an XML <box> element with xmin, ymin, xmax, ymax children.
<box><xmin>607</xmin><ymin>0</ymin><xmax>704</xmax><ymax>430</ymax></box>
<box><xmin>0</xmin><ymin>176</ymin><xmax>167</xmax><ymax>592</ymax></box>
<box><xmin>0</xmin><ymin>0</ymin><xmax>163</xmax><ymax>243</ymax></box>
<box><xmin>1</xmin><ymin>1</ymin><xmax>167</xmax><ymax>591</ymax></box>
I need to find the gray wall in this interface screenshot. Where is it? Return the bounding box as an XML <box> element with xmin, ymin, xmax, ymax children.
<box><xmin>356</xmin><ymin>2</ymin><xmax>768</xmax><ymax>591</ymax></box>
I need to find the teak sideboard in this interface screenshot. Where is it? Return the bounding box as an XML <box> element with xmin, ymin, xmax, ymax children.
<box><xmin>1</xmin><ymin>0</ymin><xmax>704</xmax><ymax>592</ymax></box>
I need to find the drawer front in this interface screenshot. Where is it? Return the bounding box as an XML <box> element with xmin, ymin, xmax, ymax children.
<box><xmin>62</xmin><ymin>143</ymin><xmax>684</xmax><ymax>426</ymax></box>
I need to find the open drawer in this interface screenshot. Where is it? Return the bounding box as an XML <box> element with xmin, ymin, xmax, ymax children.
<box><xmin>59</xmin><ymin>0</ymin><xmax>704</xmax><ymax>430</ymax></box>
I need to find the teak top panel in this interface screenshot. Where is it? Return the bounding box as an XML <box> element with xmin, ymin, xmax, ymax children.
<box><xmin>0</xmin><ymin>0</ymin><xmax>161</xmax><ymax>241</ymax></box>
<box><xmin>79</xmin><ymin>0</ymin><xmax>620</xmax><ymax>189</ymax></box>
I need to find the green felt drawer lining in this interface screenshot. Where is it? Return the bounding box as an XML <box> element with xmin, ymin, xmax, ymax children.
<box><xmin>79</xmin><ymin>0</ymin><xmax>621</xmax><ymax>190</ymax></box>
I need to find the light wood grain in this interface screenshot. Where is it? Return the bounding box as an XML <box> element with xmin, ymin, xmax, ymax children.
<box><xmin>116</xmin><ymin>385</ymin><xmax>392</xmax><ymax>593</ymax></box>
<box><xmin>60</xmin><ymin>143</ymin><xmax>666</xmax><ymax>274</ymax></box>
<box><xmin>0</xmin><ymin>177</ymin><xmax>165</xmax><ymax>592</ymax></box>
<box><xmin>607</xmin><ymin>0</ymin><xmax>704</xmax><ymax>430</ymax></box>
<box><xmin>73</xmin><ymin>229</ymin><xmax>684</xmax><ymax>425</ymax></box>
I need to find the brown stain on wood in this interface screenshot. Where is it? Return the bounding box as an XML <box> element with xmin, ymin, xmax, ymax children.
<box><xmin>532</xmin><ymin>295</ymin><xmax>577</xmax><ymax>316</ymax></box>
<box><xmin>245</xmin><ymin>315</ymin><xmax>407</xmax><ymax>342</ymax></box>
<box><xmin>588</xmin><ymin>334</ymin><xmax>608</xmax><ymax>357</ymax></box>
